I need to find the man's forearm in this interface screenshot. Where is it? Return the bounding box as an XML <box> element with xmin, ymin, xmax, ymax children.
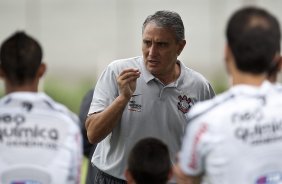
<box><xmin>86</xmin><ymin>95</ymin><xmax>130</xmax><ymax>144</ymax></box>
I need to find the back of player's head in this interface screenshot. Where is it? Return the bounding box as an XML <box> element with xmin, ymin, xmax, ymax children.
<box><xmin>127</xmin><ymin>137</ymin><xmax>171</xmax><ymax>184</ymax></box>
<box><xmin>226</xmin><ymin>6</ymin><xmax>281</xmax><ymax>74</ymax></box>
<box><xmin>0</xmin><ymin>31</ymin><xmax>43</xmax><ymax>85</ymax></box>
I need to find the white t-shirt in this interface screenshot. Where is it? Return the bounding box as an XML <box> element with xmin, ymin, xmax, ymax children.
<box><xmin>179</xmin><ymin>81</ymin><xmax>282</xmax><ymax>184</ymax></box>
<box><xmin>89</xmin><ymin>56</ymin><xmax>215</xmax><ymax>180</ymax></box>
<box><xmin>0</xmin><ymin>92</ymin><xmax>83</xmax><ymax>184</ymax></box>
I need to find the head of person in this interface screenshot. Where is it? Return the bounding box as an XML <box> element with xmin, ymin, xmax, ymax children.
<box><xmin>0</xmin><ymin>31</ymin><xmax>45</xmax><ymax>93</ymax></box>
<box><xmin>142</xmin><ymin>10</ymin><xmax>186</xmax><ymax>80</ymax></box>
<box><xmin>225</xmin><ymin>6</ymin><xmax>281</xmax><ymax>76</ymax></box>
<box><xmin>125</xmin><ymin>137</ymin><xmax>172</xmax><ymax>184</ymax></box>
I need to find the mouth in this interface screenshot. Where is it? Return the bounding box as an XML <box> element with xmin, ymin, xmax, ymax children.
<box><xmin>147</xmin><ymin>59</ymin><xmax>159</xmax><ymax>66</ymax></box>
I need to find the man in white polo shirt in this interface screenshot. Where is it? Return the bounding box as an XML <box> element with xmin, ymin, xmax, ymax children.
<box><xmin>174</xmin><ymin>7</ymin><xmax>282</xmax><ymax>184</ymax></box>
<box><xmin>86</xmin><ymin>10</ymin><xmax>215</xmax><ymax>184</ymax></box>
<box><xmin>0</xmin><ymin>32</ymin><xmax>82</xmax><ymax>184</ymax></box>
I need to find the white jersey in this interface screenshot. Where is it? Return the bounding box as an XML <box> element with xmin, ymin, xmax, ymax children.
<box><xmin>0</xmin><ymin>92</ymin><xmax>83</xmax><ymax>184</ymax></box>
<box><xmin>179</xmin><ymin>81</ymin><xmax>282</xmax><ymax>184</ymax></box>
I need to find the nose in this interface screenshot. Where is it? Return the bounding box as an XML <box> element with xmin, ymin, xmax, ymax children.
<box><xmin>149</xmin><ymin>44</ymin><xmax>158</xmax><ymax>56</ymax></box>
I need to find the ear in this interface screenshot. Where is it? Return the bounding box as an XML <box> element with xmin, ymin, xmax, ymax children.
<box><xmin>224</xmin><ymin>44</ymin><xmax>230</xmax><ymax>64</ymax></box>
<box><xmin>125</xmin><ymin>169</ymin><xmax>135</xmax><ymax>184</ymax></box>
<box><xmin>278</xmin><ymin>55</ymin><xmax>282</xmax><ymax>71</ymax></box>
<box><xmin>37</xmin><ymin>63</ymin><xmax>47</xmax><ymax>78</ymax></box>
<box><xmin>0</xmin><ymin>66</ymin><xmax>5</xmax><ymax>78</ymax></box>
<box><xmin>224</xmin><ymin>44</ymin><xmax>235</xmax><ymax>74</ymax></box>
<box><xmin>168</xmin><ymin>167</ymin><xmax>173</xmax><ymax>181</ymax></box>
<box><xmin>0</xmin><ymin>64</ymin><xmax>6</xmax><ymax>79</ymax></box>
<box><xmin>177</xmin><ymin>40</ymin><xmax>186</xmax><ymax>56</ymax></box>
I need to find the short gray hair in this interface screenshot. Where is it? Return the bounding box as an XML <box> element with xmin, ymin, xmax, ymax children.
<box><xmin>142</xmin><ymin>10</ymin><xmax>185</xmax><ymax>42</ymax></box>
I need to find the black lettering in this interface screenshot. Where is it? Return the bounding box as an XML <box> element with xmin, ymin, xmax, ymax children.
<box><xmin>2</xmin><ymin>114</ymin><xmax>12</xmax><ymax>123</ymax></box>
<box><xmin>36</xmin><ymin>126</ymin><xmax>46</xmax><ymax>139</ymax></box>
<box><xmin>0</xmin><ymin>129</ymin><xmax>3</xmax><ymax>142</ymax></box>
<box><xmin>14</xmin><ymin>115</ymin><xmax>25</xmax><ymax>125</ymax></box>
<box><xmin>49</xmin><ymin>129</ymin><xmax>59</xmax><ymax>140</ymax></box>
<box><xmin>232</xmin><ymin>109</ymin><xmax>263</xmax><ymax>124</ymax></box>
<box><xmin>235</xmin><ymin>128</ymin><xmax>248</xmax><ymax>140</ymax></box>
<box><xmin>19</xmin><ymin>127</ymin><xmax>33</xmax><ymax>138</ymax></box>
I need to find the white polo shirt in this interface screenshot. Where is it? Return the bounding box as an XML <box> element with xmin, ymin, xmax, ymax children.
<box><xmin>0</xmin><ymin>92</ymin><xmax>82</xmax><ymax>184</ymax></box>
<box><xmin>89</xmin><ymin>56</ymin><xmax>215</xmax><ymax>180</ymax></box>
<box><xmin>179</xmin><ymin>81</ymin><xmax>282</xmax><ymax>184</ymax></box>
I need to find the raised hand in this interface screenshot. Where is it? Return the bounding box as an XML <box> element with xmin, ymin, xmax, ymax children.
<box><xmin>117</xmin><ymin>68</ymin><xmax>141</xmax><ymax>100</ymax></box>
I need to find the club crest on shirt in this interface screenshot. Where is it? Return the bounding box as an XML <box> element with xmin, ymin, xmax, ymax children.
<box><xmin>128</xmin><ymin>94</ymin><xmax>142</xmax><ymax>112</ymax></box>
<box><xmin>177</xmin><ymin>95</ymin><xmax>193</xmax><ymax>114</ymax></box>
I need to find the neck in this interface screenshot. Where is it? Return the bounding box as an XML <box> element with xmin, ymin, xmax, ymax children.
<box><xmin>4</xmin><ymin>81</ymin><xmax>39</xmax><ymax>94</ymax></box>
<box><xmin>157</xmin><ymin>63</ymin><xmax>180</xmax><ymax>85</ymax></box>
<box><xmin>226</xmin><ymin>55</ymin><xmax>266</xmax><ymax>87</ymax></box>
<box><xmin>231</xmin><ymin>70</ymin><xmax>266</xmax><ymax>86</ymax></box>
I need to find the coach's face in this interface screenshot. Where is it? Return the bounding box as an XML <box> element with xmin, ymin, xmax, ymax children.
<box><xmin>142</xmin><ymin>22</ymin><xmax>186</xmax><ymax>80</ymax></box>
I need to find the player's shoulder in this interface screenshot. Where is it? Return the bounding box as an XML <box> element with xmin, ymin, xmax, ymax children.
<box><xmin>0</xmin><ymin>92</ymin><xmax>80</xmax><ymax>127</ymax></box>
<box><xmin>0</xmin><ymin>94</ymin><xmax>11</xmax><ymax>105</ymax></box>
<box><xmin>273</xmin><ymin>82</ymin><xmax>282</xmax><ymax>91</ymax></box>
<box><xmin>179</xmin><ymin>61</ymin><xmax>212</xmax><ymax>87</ymax></box>
<box><xmin>100</xmin><ymin>56</ymin><xmax>143</xmax><ymax>76</ymax></box>
<box><xmin>265</xmin><ymin>82</ymin><xmax>282</xmax><ymax>105</ymax></box>
<box><xmin>109</xmin><ymin>56</ymin><xmax>142</xmax><ymax>68</ymax></box>
<box><xmin>40</xmin><ymin>93</ymin><xmax>79</xmax><ymax>124</ymax></box>
<box><xmin>182</xmin><ymin>66</ymin><xmax>206</xmax><ymax>80</ymax></box>
<box><xmin>187</xmin><ymin>90</ymin><xmax>234</xmax><ymax>122</ymax></box>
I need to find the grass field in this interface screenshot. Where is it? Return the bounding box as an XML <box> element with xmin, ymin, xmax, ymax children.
<box><xmin>81</xmin><ymin>157</ymin><xmax>89</xmax><ymax>184</ymax></box>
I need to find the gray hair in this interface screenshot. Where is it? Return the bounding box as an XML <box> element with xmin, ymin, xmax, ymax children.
<box><xmin>142</xmin><ymin>10</ymin><xmax>185</xmax><ymax>42</ymax></box>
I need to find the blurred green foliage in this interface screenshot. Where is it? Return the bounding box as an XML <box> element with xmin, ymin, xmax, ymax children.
<box><xmin>44</xmin><ymin>77</ymin><xmax>95</xmax><ymax>114</ymax></box>
<box><xmin>0</xmin><ymin>76</ymin><xmax>227</xmax><ymax>114</ymax></box>
<box><xmin>42</xmin><ymin>76</ymin><xmax>228</xmax><ymax>116</ymax></box>
<box><xmin>211</xmin><ymin>74</ymin><xmax>229</xmax><ymax>95</ymax></box>
<box><xmin>0</xmin><ymin>78</ymin><xmax>95</xmax><ymax>115</ymax></box>
<box><xmin>212</xmin><ymin>81</ymin><xmax>228</xmax><ymax>95</ymax></box>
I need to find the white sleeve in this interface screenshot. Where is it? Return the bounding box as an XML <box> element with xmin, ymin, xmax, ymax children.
<box><xmin>88</xmin><ymin>64</ymin><xmax>119</xmax><ymax>114</ymax></box>
<box><xmin>179</xmin><ymin>111</ymin><xmax>211</xmax><ymax>176</ymax></box>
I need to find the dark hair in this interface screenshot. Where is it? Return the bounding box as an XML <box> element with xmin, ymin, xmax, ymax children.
<box><xmin>142</xmin><ymin>10</ymin><xmax>185</xmax><ymax>42</ymax></box>
<box><xmin>128</xmin><ymin>137</ymin><xmax>171</xmax><ymax>184</ymax></box>
<box><xmin>226</xmin><ymin>7</ymin><xmax>281</xmax><ymax>74</ymax></box>
<box><xmin>0</xmin><ymin>31</ymin><xmax>43</xmax><ymax>85</ymax></box>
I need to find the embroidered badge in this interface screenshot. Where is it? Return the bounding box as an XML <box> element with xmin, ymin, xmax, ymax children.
<box><xmin>128</xmin><ymin>94</ymin><xmax>142</xmax><ymax>112</ymax></box>
<box><xmin>177</xmin><ymin>95</ymin><xmax>193</xmax><ymax>114</ymax></box>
